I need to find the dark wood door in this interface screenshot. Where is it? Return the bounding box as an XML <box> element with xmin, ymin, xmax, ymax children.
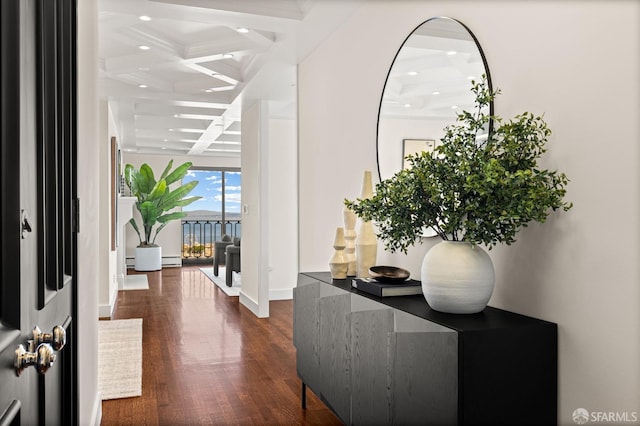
<box><xmin>0</xmin><ymin>0</ymin><xmax>77</xmax><ymax>424</ymax></box>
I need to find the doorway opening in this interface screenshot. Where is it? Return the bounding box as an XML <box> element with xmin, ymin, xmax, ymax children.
<box><xmin>181</xmin><ymin>168</ymin><xmax>241</xmax><ymax>263</ymax></box>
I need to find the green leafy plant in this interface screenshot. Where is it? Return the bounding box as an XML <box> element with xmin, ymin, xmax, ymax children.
<box><xmin>346</xmin><ymin>77</ymin><xmax>572</xmax><ymax>254</ymax></box>
<box><xmin>124</xmin><ymin>160</ymin><xmax>201</xmax><ymax>247</ymax></box>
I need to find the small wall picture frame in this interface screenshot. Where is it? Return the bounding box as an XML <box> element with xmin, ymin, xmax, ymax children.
<box><xmin>402</xmin><ymin>138</ymin><xmax>436</xmax><ymax>169</ymax></box>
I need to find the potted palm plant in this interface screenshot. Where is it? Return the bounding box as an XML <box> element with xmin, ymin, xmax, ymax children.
<box><xmin>125</xmin><ymin>160</ymin><xmax>201</xmax><ymax>271</ymax></box>
<box><xmin>346</xmin><ymin>77</ymin><xmax>572</xmax><ymax>313</ymax></box>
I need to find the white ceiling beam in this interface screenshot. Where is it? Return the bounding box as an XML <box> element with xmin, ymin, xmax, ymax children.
<box><xmin>113</xmin><ymin>72</ymin><xmax>174</xmax><ymax>92</ymax></box>
<box><xmin>121</xmin><ymin>26</ymin><xmax>185</xmax><ymax>56</ymax></box>
<box><xmin>103</xmin><ymin>51</ymin><xmax>178</xmax><ymax>74</ymax></box>
<box><xmin>172</xmin><ymin>75</ymin><xmax>232</xmax><ymax>93</ymax></box>
<box><xmin>183</xmin><ymin>26</ymin><xmax>273</xmax><ymax>59</ymax></box>
<box><xmin>183</xmin><ymin>63</ymin><xmax>241</xmax><ymax>86</ymax></box>
<box><xmin>150</xmin><ymin>0</ymin><xmax>305</xmax><ymax>21</ymax></box>
<box><xmin>135</xmin><ymin>115</ymin><xmax>210</xmax><ymax>129</ymax></box>
<box><xmin>101</xmin><ymin>79</ymin><xmax>237</xmax><ymax>105</ymax></box>
<box><xmin>133</xmin><ymin>103</ymin><xmax>226</xmax><ymax>117</ymax></box>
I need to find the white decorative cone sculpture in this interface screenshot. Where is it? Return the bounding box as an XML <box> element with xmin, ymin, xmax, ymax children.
<box><xmin>421</xmin><ymin>241</ymin><xmax>495</xmax><ymax>314</ymax></box>
<box><xmin>355</xmin><ymin>170</ymin><xmax>378</xmax><ymax>278</ymax></box>
<box><xmin>329</xmin><ymin>227</ymin><xmax>349</xmax><ymax>279</ymax></box>
<box><xmin>343</xmin><ymin>207</ymin><xmax>357</xmax><ymax>276</ymax></box>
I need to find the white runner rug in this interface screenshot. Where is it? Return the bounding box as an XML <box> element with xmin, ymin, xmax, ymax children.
<box><xmin>98</xmin><ymin>318</ymin><xmax>143</xmax><ymax>400</ymax></box>
<box><xmin>200</xmin><ymin>267</ymin><xmax>241</xmax><ymax>296</ymax></box>
<box><xmin>123</xmin><ymin>274</ymin><xmax>149</xmax><ymax>290</ymax></box>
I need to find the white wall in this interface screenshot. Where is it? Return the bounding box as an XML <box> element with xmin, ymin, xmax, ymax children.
<box><xmin>98</xmin><ymin>100</ymin><xmax>119</xmax><ymax>318</ymax></box>
<box><xmin>268</xmin><ymin>118</ymin><xmax>298</xmax><ymax>299</ymax></box>
<box><xmin>77</xmin><ymin>0</ymin><xmax>101</xmax><ymax>423</ymax></box>
<box><xmin>298</xmin><ymin>1</ymin><xmax>640</xmax><ymax>423</ymax></box>
<box><xmin>108</xmin><ymin>105</ymin><xmax>120</xmax><ymax>313</ymax></box>
<box><xmin>240</xmin><ymin>109</ymin><xmax>298</xmax><ymax>312</ymax></box>
<box><xmin>240</xmin><ymin>101</ymin><xmax>269</xmax><ymax>317</ymax></box>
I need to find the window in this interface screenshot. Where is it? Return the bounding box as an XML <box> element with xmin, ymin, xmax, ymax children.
<box><xmin>181</xmin><ymin>168</ymin><xmax>241</xmax><ymax>260</ymax></box>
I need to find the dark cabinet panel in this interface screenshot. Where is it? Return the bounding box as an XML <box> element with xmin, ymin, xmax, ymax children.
<box><xmin>392</xmin><ymin>332</ymin><xmax>457</xmax><ymax>425</ymax></box>
<box><xmin>292</xmin><ymin>278</ymin><xmax>321</xmax><ymax>390</ymax></box>
<box><xmin>318</xmin><ymin>292</ymin><xmax>351</xmax><ymax>421</ymax></box>
<box><xmin>350</xmin><ymin>308</ymin><xmax>393</xmax><ymax>425</ymax></box>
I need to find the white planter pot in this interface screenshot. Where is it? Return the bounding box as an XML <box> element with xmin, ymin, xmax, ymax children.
<box><xmin>135</xmin><ymin>246</ymin><xmax>162</xmax><ymax>271</ymax></box>
<box><xmin>421</xmin><ymin>241</ymin><xmax>495</xmax><ymax>314</ymax></box>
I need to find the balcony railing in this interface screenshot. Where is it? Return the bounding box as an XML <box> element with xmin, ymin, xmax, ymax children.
<box><xmin>182</xmin><ymin>219</ymin><xmax>241</xmax><ymax>261</ymax></box>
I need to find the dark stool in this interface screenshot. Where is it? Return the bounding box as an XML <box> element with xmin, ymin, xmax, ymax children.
<box><xmin>225</xmin><ymin>238</ymin><xmax>241</xmax><ymax>286</ymax></box>
<box><xmin>213</xmin><ymin>234</ymin><xmax>233</xmax><ymax>276</ymax></box>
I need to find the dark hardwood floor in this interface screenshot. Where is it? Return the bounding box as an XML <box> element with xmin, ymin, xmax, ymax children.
<box><xmin>100</xmin><ymin>266</ymin><xmax>341</xmax><ymax>426</ymax></box>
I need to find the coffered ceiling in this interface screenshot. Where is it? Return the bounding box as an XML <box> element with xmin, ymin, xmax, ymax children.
<box><xmin>98</xmin><ymin>0</ymin><xmax>362</xmax><ymax>158</ymax></box>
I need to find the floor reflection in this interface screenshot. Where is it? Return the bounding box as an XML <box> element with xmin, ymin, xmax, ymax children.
<box><xmin>102</xmin><ymin>265</ymin><xmax>341</xmax><ymax>425</ymax></box>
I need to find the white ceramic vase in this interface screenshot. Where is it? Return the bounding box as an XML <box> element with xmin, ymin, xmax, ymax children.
<box><xmin>329</xmin><ymin>227</ymin><xmax>349</xmax><ymax>279</ymax></box>
<box><xmin>135</xmin><ymin>246</ymin><xmax>162</xmax><ymax>271</ymax></box>
<box><xmin>421</xmin><ymin>241</ymin><xmax>494</xmax><ymax>314</ymax></box>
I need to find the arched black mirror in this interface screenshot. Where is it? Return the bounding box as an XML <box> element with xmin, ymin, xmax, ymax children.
<box><xmin>377</xmin><ymin>17</ymin><xmax>493</xmax><ymax>181</ymax></box>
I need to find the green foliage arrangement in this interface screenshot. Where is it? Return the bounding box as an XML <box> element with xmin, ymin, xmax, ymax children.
<box><xmin>345</xmin><ymin>77</ymin><xmax>572</xmax><ymax>254</ymax></box>
<box><xmin>125</xmin><ymin>160</ymin><xmax>201</xmax><ymax>247</ymax></box>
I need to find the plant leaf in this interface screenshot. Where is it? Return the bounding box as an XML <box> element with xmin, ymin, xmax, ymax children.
<box><xmin>157</xmin><ymin>180</ymin><xmax>199</xmax><ymax>211</ymax></box>
<box><xmin>164</xmin><ymin>161</ymin><xmax>192</xmax><ymax>185</ymax></box>
<box><xmin>137</xmin><ymin>164</ymin><xmax>156</xmax><ymax>196</ymax></box>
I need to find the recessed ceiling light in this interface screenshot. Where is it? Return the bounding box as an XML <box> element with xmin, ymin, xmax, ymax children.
<box><xmin>407</xmin><ymin>71</ymin><xmax>418</xmax><ymax>76</ymax></box>
<box><xmin>446</xmin><ymin>51</ymin><xmax>457</xmax><ymax>55</ymax></box>
<box><xmin>139</xmin><ymin>15</ymin><xmax>152</xmax><ymax>21</ymax></box>
<box><xmin>467</xmin><ymin>76</ymin><xmax>475</xmax><ymax>80</ymax></box>
<box><xmin>138</xmin><ymin>84</ymin><xmax>147</xmax><ymax>88</ymax></box>
<box><xmin>432</xmin><ymin>91</ymin><xmax>440</xmax><ymax>95</ymax></box>
<box><xmin>173</xmin><ymin>114</ymin><xmax>179</xmax><ymax>118</ymax></box>
<box><xmin>236</xmin><ymin>27</ymin><xmax>250</xmax><ymax>33</ymax></box>
<box><xmin>138</xmin><ymin>45</ymin><xmax>150</xmax><ymax>51</ymax></box>
<box><xmin>222</xmin><ymin>53</ymin><xmax>233</xmax><ymax>59</ymax></box>
<box><xmin>204</xmin><ymin>89</ymin><xmax>213</xmax><ymax>93</ymax></box>
<box><xmin>403</xmin><ymin>103</ymin><xmax>412</xmax><ymax>108</ymax></box>
<box><xmin>451</xmin><ymin>105</ymin><xmax>458</xmax><ymax>109</ymax></box>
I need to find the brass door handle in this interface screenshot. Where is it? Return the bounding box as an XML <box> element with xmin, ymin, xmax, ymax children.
<box><xmin>14</xmin><ymin>343</ymin><xmax>56</xmax><ymax>376</ymax></box>
<box><xmin>32</xmin><ymin>325</ymin><xmax>66</xmax><ymax>351</ymax></box>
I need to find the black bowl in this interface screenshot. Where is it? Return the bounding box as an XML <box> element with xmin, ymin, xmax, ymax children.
<box><xmin>368</xmin><ymin>266</ymin><xmax>410</xmax><ymax>283</ymax></box>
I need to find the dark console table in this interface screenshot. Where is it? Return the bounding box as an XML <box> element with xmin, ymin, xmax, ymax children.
<box><xmin>293</xmin><ymin>272</ymin><xmax>557</xmax><ymax>425</ymax></box>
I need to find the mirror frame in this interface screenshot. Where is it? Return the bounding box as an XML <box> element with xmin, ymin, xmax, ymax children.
<box><xmin>376</xmin><ymin>17</ymin><xmax>494</xmax><ymax>181</ymax></box>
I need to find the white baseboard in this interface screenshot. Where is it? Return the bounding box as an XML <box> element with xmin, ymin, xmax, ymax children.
<box><xmin>126</xmin><ymin>255</ymin><xmax>182</xmax><ymax>268</ymax></box>
<box><xmin>239</xmin><ymin>290</ymin><xmax>260</xmax><ymax>316</ymax></box>
<box><xmin>90</xmin><ymin>392</ymin><xmax>102</xmax><ymax>426</ymax></box>
<box><xmin>117</xmin><ymin>273</ymin><xmax>125</xmax><ymax>290</ymax></box>
<box><xmin>98</xmin><ymin>283</ymin><xmax>119</xmax><ymax>318</ymax></box>
<box><xmin>239</xmin><ymin>290</ymin><xmax>271</xmax><ymax>318</ymax></box>
<box><xmin>269</xmin><ymin>288</ymin><xmax>293</xmax><ymax>301</ymax></box>
<box><xmin>98</xmin><ymin>303</ymin><xmax>114</xmax><ymax>319</ymax></box>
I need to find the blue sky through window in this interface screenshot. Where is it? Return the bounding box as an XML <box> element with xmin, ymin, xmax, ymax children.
<box><xmin>182</xmin><ymin>169</ymin><xmax>241</xmax><ymax>214</ymax></box>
